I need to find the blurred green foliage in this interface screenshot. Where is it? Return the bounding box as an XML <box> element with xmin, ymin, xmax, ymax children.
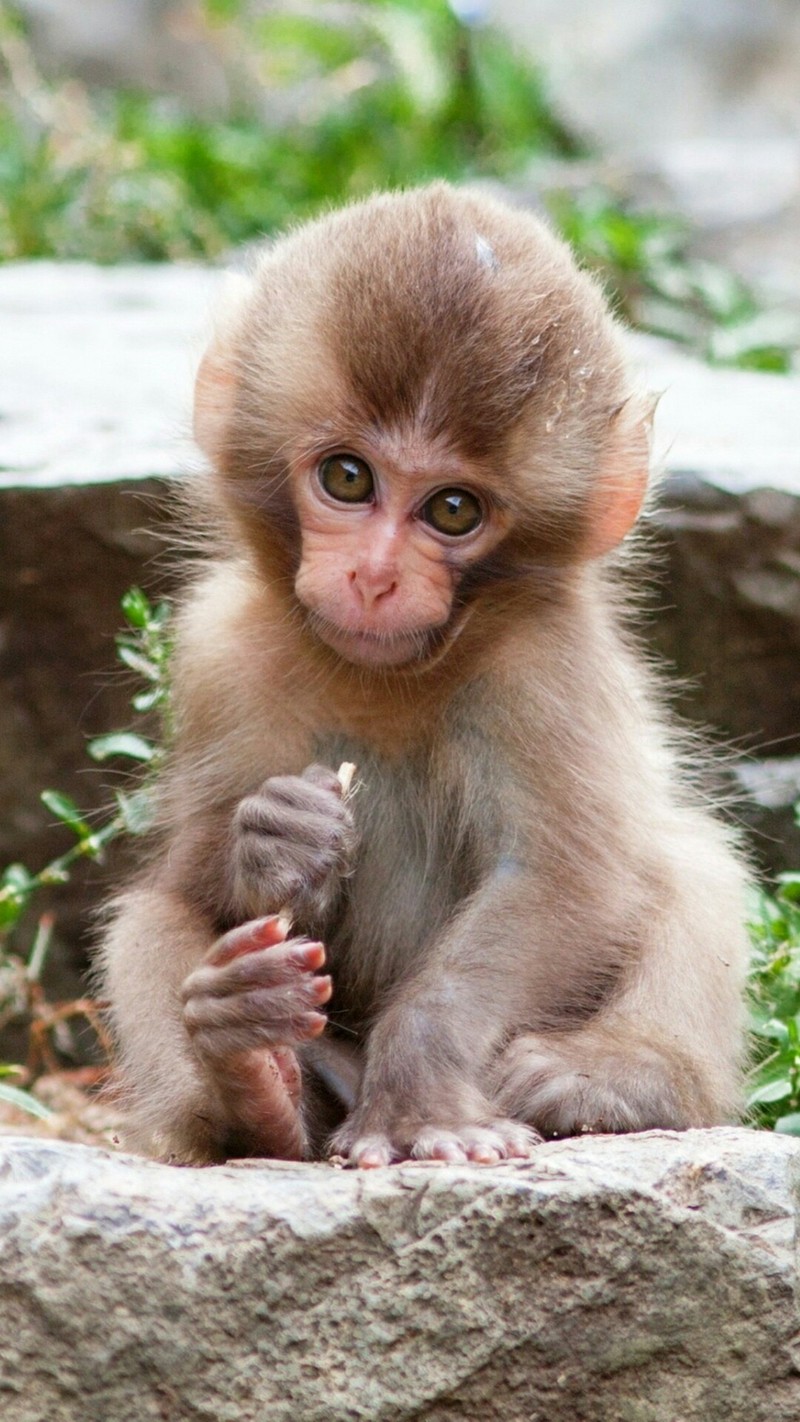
<box><xmin>0</xmin><ymin>589</ymin><xmax>170</xmax><ymax>1114</ymax></box>
<box><xmin>747</xmin><ymin>851</ymin><xmax>800</xmax><ymax>1135</ymax></box>
<box><xmin>0</xmin><ymin>0</ymin><xmax>573</xmax><ymax>260</ymax></box>
<box><xmin>551</xmin><ymin>189</ymin><xmax>796</xmax><ymax>374</ymax></box>
<box><xmin>0</xmin><ymin>588</ymin><xmax>169</xmax><ymax>944</ymax></box>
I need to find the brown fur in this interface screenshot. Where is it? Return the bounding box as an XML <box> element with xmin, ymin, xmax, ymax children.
<box><xmin>98</xmin><ymin>184</ymin><xmax>749</xmax><ymax>1167</ymax></box>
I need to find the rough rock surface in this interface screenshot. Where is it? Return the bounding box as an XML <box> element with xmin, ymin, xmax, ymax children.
<box><xmin>0</xmin><ymin>1128</ymin><xmax>798</xmax><ymax>1422</ymax></box>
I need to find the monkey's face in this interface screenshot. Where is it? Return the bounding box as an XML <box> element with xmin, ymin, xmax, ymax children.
<box><xmin>291</xmin><ymin>430</ymin><xmax>510</xmax><ymax>668</ymax></box>
<box><xmin>195</xmin><ymin>187</ymin><xmax>651</xmax><ymax>664</ymax></box>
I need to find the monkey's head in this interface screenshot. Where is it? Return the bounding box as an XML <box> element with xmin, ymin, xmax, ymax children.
<box><xmin>194</xmin><ymin>184</ymin><xmax>652</xmax><ymax>669</ymax></box>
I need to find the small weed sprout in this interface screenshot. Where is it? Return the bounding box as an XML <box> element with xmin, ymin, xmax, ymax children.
<box><xmin>0</xmin><ymin>588</ymin><xmax>171</xmax><ymax>1118</ymax></box>
<box><xmin>747</xmin><ymin>826</ymin><xmax>800</xmax><ymax>1135</ymax></box>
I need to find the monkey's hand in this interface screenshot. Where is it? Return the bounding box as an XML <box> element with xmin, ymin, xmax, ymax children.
<box><xmin>180</xmin><ymin>915</ymin><xmax>331</xmax><ymax>1159</ymax></box>
<box><xmin>230</xmin><ymin>764</ymin><xmax>357</xmax><ymax>924</ymax></box>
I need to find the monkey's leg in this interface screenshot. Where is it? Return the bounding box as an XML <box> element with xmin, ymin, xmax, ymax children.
<box><xmin>101</xmin><ymin>890</ymin><xmax>329</xmax><ymax>1162</ymax></box>
<box><xmin>492</xmin><ymin>882</ymin><xmax>747</xmax><ymax>1137</ymax></box>
<box><xmin>335</xmin><ymin>837</ymin><xmax>746</xmax><ymax>1160</ymax></box>
<box><xmin>492</xmin><ymin>1022</ymin><xmax>719</xmax><ymax>1136</ymax></box>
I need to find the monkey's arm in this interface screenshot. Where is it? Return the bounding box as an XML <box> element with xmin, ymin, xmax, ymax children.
<box><xmin>100</xmin><ymin>761</ymin><xmax>356</xmax><ymax>1164</ymax></box>
<box><xmin>331</xmin><ymin>869</ymin><xmax>546</xmax><ymax>1167</ymax></box>
<box><xmin>100</xmin><ymin>885</ymin><xmax>331</xmax><ymax>1161</ymax></box>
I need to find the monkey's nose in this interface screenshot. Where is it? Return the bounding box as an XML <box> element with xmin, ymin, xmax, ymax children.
<box><xmin>347</xmin><ymin>568</ymin><xmax>398</xmax><ymax>610</ymax></box>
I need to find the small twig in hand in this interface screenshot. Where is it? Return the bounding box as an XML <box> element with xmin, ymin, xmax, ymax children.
<box><xmin>277</xmin><ymin>761</ymin><xmax>356</xmax><ymax>935</ymax></box>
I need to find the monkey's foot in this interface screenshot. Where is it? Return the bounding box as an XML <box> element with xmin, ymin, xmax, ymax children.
<box><xmin>494</xmin><ymin>1030</ymin><xmax>704</xmax><ymax>1136</ymax></box>
<box><xmin>333</xmin><ymin>1118</ymin><xmax>540</xmax><ymax>1169</ymax></box>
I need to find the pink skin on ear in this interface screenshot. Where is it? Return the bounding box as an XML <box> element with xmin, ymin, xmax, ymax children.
<box><xmin>583</xmin><ymin>401</ymin><xmax>653</xmax><ymax>558</ymax></box>
<box><xmin>193</xmin><ymin>346</ymin><xmax>236</xmax><ymax>464</ymax></box>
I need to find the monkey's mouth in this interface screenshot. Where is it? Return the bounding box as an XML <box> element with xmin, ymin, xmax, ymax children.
<box><xmin>307</xmin><ymin>613</ymin><xmax>445</xmax><ymax>668</ymax></box>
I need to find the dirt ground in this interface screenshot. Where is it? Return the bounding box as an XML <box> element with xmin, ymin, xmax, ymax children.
<box><xmin>0</xmin><ymin>1071</ymin><xmax>123</xmax><ymax>1150</ymax></box>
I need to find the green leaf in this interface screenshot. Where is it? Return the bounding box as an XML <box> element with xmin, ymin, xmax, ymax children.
<box><xmin>132</xmin><ymin>686</ymin><xmax>163</xmax><ymax>713</ymax></box>
<box><xmin>149</xmin><ymin>601</ymin><xmax>172</xmax><ymax>629</ymax></box>
<box><xmin>747</xmin><ymin>1077</ymin><xmax>794</xmax><ymax>1107</ymax></box>
<box><xmin>0</xmin><ymin>1082</ymin><xmax>54</xmax><ymax>1120</ymax></box>
<box><xmin>774</xmin><ymin>1111</ymin><xmax>800</xmax><ymax>1136</ymax></box>
<box><xmin>114</xmin><ymin>789</ymin><xmax>155</xmax><ymax>835</ymax></box>
<box><xmin>116</xmin><ymin>645</ymin><xmax>160</xmax><ymax>682</ymax></box>
<box><xmin>776</xmin><ymin>873</ymin><xmax>800</xmax><ymax>903</ymax></box>
<box><xmin>40</xmin><ymin>790</ymin><xmax>91</xmax><ymax>840</ymax></box>
<box><xmin>87</xmin><ymin>733</ymin><xmax>157</xmax><ymax>764</ymax></box>
<box><xmin>1</xmin><ymin>863</ymin><xmax>33</xmax><ymax>893</ymax></box>
<box><xmin>751</xmin><ymin>1017</ymin><xmax>790</xmax><ymax>1044</ymax></box>
<box><xmin>120</xmin><ymin>586</ymin><xmax>153</xmax><ymax>629</ymax></box>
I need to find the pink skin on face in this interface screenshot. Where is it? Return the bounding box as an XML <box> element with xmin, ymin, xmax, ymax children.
<box><xmin>291</xmin><ymin>440</ymin><xmax>505</xmax><ymax>667</ymax></box>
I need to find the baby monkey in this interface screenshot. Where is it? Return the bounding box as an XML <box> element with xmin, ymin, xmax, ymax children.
<box><xmin>99</xmin><ymin>183</ymin><xmax>749</xmax><ymax>1167</ymax></box>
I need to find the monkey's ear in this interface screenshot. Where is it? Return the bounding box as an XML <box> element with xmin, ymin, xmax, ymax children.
<box><xmin>193</xmin><ymin>274</ymin><xmax>252</xmax><ymax>463</ymax></box>
<box><xmin>583</xmin><ymin>395</ymin><xmax>657</xmax><ymax>558</ymax></box>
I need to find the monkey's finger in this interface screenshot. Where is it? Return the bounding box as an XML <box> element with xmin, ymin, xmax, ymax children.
<box><xmin>250</xmin><ymin>777</ymin><xmax>351</xmax><ymax>822</ymax></box>
<box><xmin>184</xmin><ymin>940</ymin><xmax>326</xmax><ymax>1000</ymax></box>
<box><xmin>302</xmin><ymin>763</ymin><xmax>346</xmax><ymax>797</ymax></box>
<box><xmin>186</xmin><ymin>998</ymin><xmax>329</xmax><ymax>1057</ymax></box>
<box><xmin>237</xmin><ymin>794</ymin><xmax>354</xmax><ymax>847</ymax></box>
<box><xmin>411</xmin><ymin>1122</ymin><xmax>540</xmax><ymax>1164</ymax></box>
<box><xmin>206</xmin><ymin>915</ymin><xmax>289</xmax><ymax>967</ymax></box>
<box><xmin>185</xmin><ymin>977</ymin><xmax>331</xmax><ymax>1027</ymax></box>
<box><xmin>498</xmin><ymin>1122</ymin><xmax>542</xmax><ymax>1157</ymax></box>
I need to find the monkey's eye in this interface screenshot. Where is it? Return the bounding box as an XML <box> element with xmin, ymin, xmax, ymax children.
<box><xmin>319</xmin><ymin>454</ymin><xmax>374</xmax><ymax>503</ymax></box>
<box><xmin>421</xmin><ymin>488</ymin><xmax>483</xmax><ymax>537</ymax></box>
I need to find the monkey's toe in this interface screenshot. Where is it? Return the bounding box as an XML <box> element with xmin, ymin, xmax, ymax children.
<box><xmin>411</xmin><ymin>1121</ymin><xmax>539</xmax><ymax>1164</ymax></box>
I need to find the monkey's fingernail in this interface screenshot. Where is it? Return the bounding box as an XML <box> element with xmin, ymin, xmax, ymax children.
<box><xmin>276</xmin><ymin>912</ymin><xmax>293</xmax><ymax>937</ymax></box>
<box><xmin>305</xmin><ymin>1011</ymin><xmax>327</xmax><ymax>1035</ymax></box>
<box><xmin>296</xmin><ymin>941</ymin><xmax>325</xmax><ymax>968</ymax></box>
<box><xmin>431</xmin><ymin>1142</ymin><xmax>465</xmax><ymax>1163</ymax></box>
<box><xmin>311</xmin><ymin>975</ymin><xmax>333</xmax><ymax>1003</ymax></box>
<box><xmin>469</xmin><ymin>1146</ymin><xmax>500</xmax><ymax>1164</ymax></box>
<box><xmin>215</xmin><ymin>915</ymin><xmax>287</xmax><ymax>961</ymax></box>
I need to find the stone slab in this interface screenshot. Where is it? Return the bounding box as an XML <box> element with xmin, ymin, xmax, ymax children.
<box><xmin>0</xmin><ymin>261</ymin><xmax>217</xmax><ymax>486</ymax></box>
<box><xmin>0</xmin><ymin>1127</ymin><xmax>798</xmax><ymax>1422</ymax></box>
